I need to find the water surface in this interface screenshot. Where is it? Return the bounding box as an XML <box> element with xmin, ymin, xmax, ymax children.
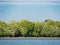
<box><xmin>0</xmin><ymin>39</ymin><xmax>60</xmax><ymax>45</ymax></box>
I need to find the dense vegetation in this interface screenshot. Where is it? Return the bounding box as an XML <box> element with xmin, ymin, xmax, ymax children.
<box><xmin>0</xmin><ymin>19</ymin><xmax>60</xmax><ymax>37</ymax></box>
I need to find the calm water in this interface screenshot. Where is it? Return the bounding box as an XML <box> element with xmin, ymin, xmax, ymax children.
<box><xmin>0</xmin><ymin>39</ymin><xmax>60</xmax><ymax>45</ymax></box>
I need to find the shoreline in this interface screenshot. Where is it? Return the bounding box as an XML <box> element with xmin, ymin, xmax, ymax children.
<box><xmin>0</xmin><ymin>37</ymin><xmax>60</xmax><ymax>40</ymax></box>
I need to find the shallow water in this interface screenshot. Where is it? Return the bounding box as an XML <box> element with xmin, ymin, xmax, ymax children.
<box><xmin>0</xmin><ymin>39</ymin><xmax>60</xmax><ymax>45</ymax></box>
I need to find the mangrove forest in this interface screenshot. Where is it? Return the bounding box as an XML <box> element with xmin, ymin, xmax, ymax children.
<box><xmin>0</xmin><ymin>19</ymin><xmax>60</xmax><ymax>37</ymax></box>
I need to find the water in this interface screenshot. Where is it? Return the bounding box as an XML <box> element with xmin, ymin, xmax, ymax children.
<box><xmin>0</xmin><ymin>39</ymin><xmax>60</xmax><ymax>45</ymax></box>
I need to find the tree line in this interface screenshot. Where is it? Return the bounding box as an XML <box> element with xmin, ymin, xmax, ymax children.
<box><xmin>0</xmin><ymin>19</ymin><xmax>60</xmax><ymax>37</ymax></box>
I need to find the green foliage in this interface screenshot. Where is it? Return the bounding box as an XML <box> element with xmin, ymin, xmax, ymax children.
<box><xmin>18</xmin><ymin>20</ymin><xmax>34</xmax><ymax>37</ymax></box>
<box><xmin>0</xmin><ymin>21</ymin><xmax>9</xmax><ymax>37</ymax></box>
<box><xmin>0</xmin><ymin>19</ymin><xmax>60</xmax><ymax>37</ymax></box>
<box><xmin>41</xmin><ymin>20</ymin><xmax>60</xmax><ymax>37</ymax></box>
<box><xmin>32</xmin><ymin>22</ymin><xmax>43</xmax><ymax>37</ymax></box>
<box><xmin>14</xmin><ymin>29</ymin><xmax>22</xmax><ymax>37</ymax></box>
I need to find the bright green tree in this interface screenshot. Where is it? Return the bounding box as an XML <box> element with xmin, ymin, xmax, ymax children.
<box><xmin>18</xmin><ymin>20</ymin><xmax>34</xmax><ymax>37</ymax></box>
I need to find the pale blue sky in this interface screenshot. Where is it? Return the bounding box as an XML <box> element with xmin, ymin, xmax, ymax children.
<box><xmin>0</xmin><ymin>0</ymin><xmax>60</xmax><ymax>1</ymax></box>
<box><xmin>0</xmin><ymin>2</ymin><xmax>60</xmax><ymax>22</ymax></box>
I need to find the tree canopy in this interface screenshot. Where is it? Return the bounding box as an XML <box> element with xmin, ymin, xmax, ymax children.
<box><xmin>0</xmin><ymin>19</ymin><xmax>60</xmax><ymax>37</ymax></box>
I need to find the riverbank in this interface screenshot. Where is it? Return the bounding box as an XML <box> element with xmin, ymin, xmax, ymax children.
<box><xmin>0</xmin><ymin>37</ymin><xmax>60</xmax><ymax>40</ymax></box>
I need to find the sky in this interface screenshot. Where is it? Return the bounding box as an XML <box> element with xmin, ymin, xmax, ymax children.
<box><xmin>0</xmin><ymin>0</ymin><xmax>60</xmax><ymax>1</ymax></box>
<box><xmin>0</xmin><ymin>0</ymin><xmax>60</xmax><ymax>22</ymax></box>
